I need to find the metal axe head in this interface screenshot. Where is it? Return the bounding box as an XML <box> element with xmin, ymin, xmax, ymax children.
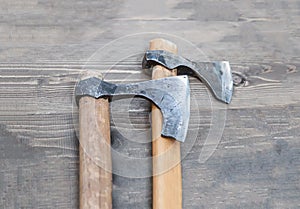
<box><xmin>143</xmin><ymin>50</ymin><xmax>234</xmax><ymax>104</ymax></box>
<box><xmin>75</xmin><ymin>76</ymin><xmax>190</xmax><ymax>142</ymax></box>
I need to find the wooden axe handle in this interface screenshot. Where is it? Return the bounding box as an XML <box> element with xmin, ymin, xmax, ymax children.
<box><xmin>79</xmin><ymin>97</ymin><xmax>112</xmax><ymax>209</ymax></box>
<box><xmin>150</xmin><ymin>39</ymin><xmax>182</xmax><ymax>209</ymax></box>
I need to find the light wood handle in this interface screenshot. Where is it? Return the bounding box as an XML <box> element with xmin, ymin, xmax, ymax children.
<box><xmin>79</xmin><ymin>97</ymin><xmax>112</xmax><ymax>209</ymax></box>
<box><xmin>150</xmin><ymin>39</ymin><xmax>182</xmax><ymax>209</ymax></box>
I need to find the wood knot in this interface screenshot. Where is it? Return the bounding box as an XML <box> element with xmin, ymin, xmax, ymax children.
<box><xmin>262</xmin><ymin>65</ymin><xmax>272</xmax><ymax>73</ymax></box>
<box><xmin>286</xmin><ymin>65</ymin><xmax>297</xmax><ymax>73</ymax></box>
<box><xmin>232</xmin><ymin>72</ymin><xmax>247</xmax><ymax>86</ymax></box>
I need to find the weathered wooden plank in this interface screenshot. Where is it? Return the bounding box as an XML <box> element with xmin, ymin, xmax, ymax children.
<box><xmin>0</xmin><ymin>0</ymin><xmax>300</xmax><ymax>208</ymax></box>
<box><xmin>0</xmin><ymin>60</ymin><xmax>299</xmax><ymax>208</ymax></box>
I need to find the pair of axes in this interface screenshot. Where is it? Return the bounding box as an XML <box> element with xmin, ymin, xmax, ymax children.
<box><xmin>75</xmin><ymin>39</ymin><xmax>233</xmax><ymax>209</ymax></box>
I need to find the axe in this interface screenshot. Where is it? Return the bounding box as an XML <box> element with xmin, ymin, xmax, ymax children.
<box><xmin>75</xmin><ymin>38</ymin><xmax>234</xmax><ymax>208</ymax></box>
<box><xmin>75</xmin><ymin>75</ymin><xmax>190</xmax><ymax>208</ymax></box>
<box><xmin>144</xmin><ymin>39</ymin><xmax>233</xmax><ymax>209</ymax></box>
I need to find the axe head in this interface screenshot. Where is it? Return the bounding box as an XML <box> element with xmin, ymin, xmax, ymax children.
<box><xmin>75</xmin><ymin>76</ymin><xmax>190</xmax><ymax>142</ymax></box>
<box><xmin>143</xmin><ymin>50</ymin><xmax>234</xmax><ymax>104</ymax></box>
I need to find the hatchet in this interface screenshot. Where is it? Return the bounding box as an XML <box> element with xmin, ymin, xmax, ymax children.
<box><xmin>75</xmin><ymin>38</ymin><xmax>234</xmax><ymax>209</ymax></box>
<box><xmin>75</xmin><ymin>75</ymin><xmax>190</xmax><ymax>209</ymax></box>
<box><xmin>144</xmin><ymin>39</ymin><xmax>233</xmax><ymax>209</ymax></box>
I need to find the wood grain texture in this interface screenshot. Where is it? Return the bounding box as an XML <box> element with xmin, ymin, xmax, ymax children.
<box><xmin>0</xmin><ymin>0</ymin><xmax>299</xmax><ymax>208</ymax></box>
<box><xmin>79</xmin><ymin>97</ymin><xmax>112</xmax><ymax>209</ymax></box>
<box><xmin>150</xmin><ymin>39</ymin><xmax>182</xmax><ymax>209</ymax></box>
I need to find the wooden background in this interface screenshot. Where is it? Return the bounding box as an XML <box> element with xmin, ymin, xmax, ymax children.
<box><xmin>0</xmin><ymin>0</ymin><xmax>299</xmax><ymax>208</ymax></box>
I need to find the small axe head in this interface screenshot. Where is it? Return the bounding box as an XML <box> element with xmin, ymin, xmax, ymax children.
<box><xmin>75</xmin><ymin>76</ymin><xmax>190</xmax><ymax>142</ymax></box>
<box><xmin>142</xmin><ymin>50</ymin><xmax>234</xmax><ymax>104</ymax></box>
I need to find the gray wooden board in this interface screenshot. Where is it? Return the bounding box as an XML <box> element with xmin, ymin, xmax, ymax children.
<box><xmin>0</xmin><ymin>0</ymin><xmax>300</xmax><ymax>208</ymax></box>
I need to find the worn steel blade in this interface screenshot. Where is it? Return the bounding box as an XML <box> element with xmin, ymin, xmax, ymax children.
<box><xmin>75</xmin><ymin>76</ymin><xmax>190</xmax><ymax>142</ymax></box>
<box><xmin>143</xmin><ymin>50</ymin><xmax>233</xmax><ymax>104</ymax></box>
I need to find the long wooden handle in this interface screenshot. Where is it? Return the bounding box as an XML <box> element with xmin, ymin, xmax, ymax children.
<box><xmin>79</xmin><ymin>97</ymin><xmax>112</xmax><ymax>209</ymax></box>
<box><xmin>150</xmin><ymin>39</ymin><xmax>182</xmax><ymax>209</ymax></box>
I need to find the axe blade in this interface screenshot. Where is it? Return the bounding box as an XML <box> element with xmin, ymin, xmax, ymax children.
<box><xmin>75</xmin><ymin>76</ymin><xmax>190</xmax><ymax>142</ymax></box>
<box><xmin>143</xmin><ymin>50</ymin><xmax>234</xmax><ymax>104</ymax></box>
